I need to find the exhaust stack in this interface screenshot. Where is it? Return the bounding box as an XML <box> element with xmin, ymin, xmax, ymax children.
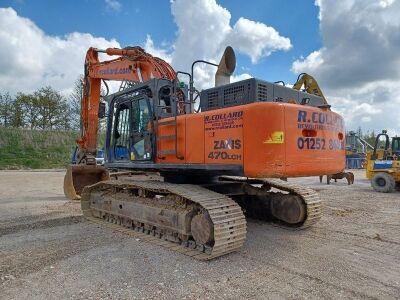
<box><xmin>215</xmin><ymin>46</ymin><xmax>236</xmax><ymax>87</ymax></box>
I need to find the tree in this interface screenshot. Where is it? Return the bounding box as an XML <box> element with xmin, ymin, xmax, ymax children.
<box><xmin>69</xmin><ymin>76</ymin><xmax>110</xmax><ymax>135</ymax></box>
<box><xmin>34</xmin><ymin>87</ymin><xmax>71</xmax><ymax>130</ymax></box>
<box><xmin>357</xmin><ymin>126</ymin><xmax>362</xmax><ymax>139</ymax></box>
<box><xmin>0</xmin><ymin>92</ymin><xmax>14</xmax><ymax>127</ymax></box>
<box><xmin>11</xmin><ymin>96</ymin><xmax>25</xmax><ymax>128</ymax></box>
<box><xmin>16</xmin><ymin>93</ymin><xmax>39</xmax><ymax>129</ymax></box>
<box><xmin>1</xmin><ymin>87</ymin><xmax>78</xmax><ymax>130</ymax></box>
<box><xmin>366</xmin><ymin>130</ymin><xmax>376</xmax><ymax>146</ymax></box>
<box><xmin>69</xmin><ymin>76</ymin><xmax>84</xmax><ymax>131</ymax></box>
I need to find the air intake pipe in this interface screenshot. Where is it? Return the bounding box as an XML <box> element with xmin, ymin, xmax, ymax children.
<box><xmin>215</xmin><ymin>46</ymin><xmax>236</xmax><ymax>87</ymax></box>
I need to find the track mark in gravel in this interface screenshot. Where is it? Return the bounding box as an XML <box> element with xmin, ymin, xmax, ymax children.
<box><xmin>353</xmin><ymin>270</ymin><xmax>400</xmax><ymax>292</ymax></box>
<box><xmin>0</xmin><ymin>212</ymin><xmax>66</xmax><ymax>226</ymax></box>
<box><xmin>0</xmin><ymin>225</ymin><xmax>129</xmax><ymax>285</ymax></box>
<box><xmin>301</xmin><ymin>233</ymin><xmax>400</xmax><ymax>257</ymax></box>
<box><xmin>239</xmin><ymin>255</ymin><xmax>386</xmax><ymax>299</ymax></box>
<box><xmin>0</xmin><ymin>196</ymin><xmax>65</xmax><ymax>205</ymax></box>
<box><xmin>0</xmin><ymin>216</ymin><xmax>84</xmax><ymax>237</ymax></box>
<box><xmin>364</xmin><ymin>222</ymin><xmax>400</xmax><ymax>227</ymax></box>
<box><xmin>317</xmin><ymin>227</ymin><xmax>400</xmax><ymax>245</ymax></box>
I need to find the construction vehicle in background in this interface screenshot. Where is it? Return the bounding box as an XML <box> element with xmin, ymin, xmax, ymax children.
<box><xmin>366</xmin><ymin>130</ymin><xmax>400</xmax><ymax>193</ymax></box>
<box><xmin>292</xmin><ymin>73</ymin><xmax>327</xmax><ymax>104</ymax></box>
<box><xmin>345</xmin><ymin>131</ymin><xmax>374</xmax><ymax>169</ymax></box>
<box><xmin>64</xmin><ymin>45</ymin><xmax>347</xmax><ymax>260</ymax></box>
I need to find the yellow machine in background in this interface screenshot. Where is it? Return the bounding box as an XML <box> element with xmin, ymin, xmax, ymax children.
<box><xmin>366</xmin><ymin>130</ymin><xmax>400</xmax><ymax>193</ymax></box>
<box><xmin>292</xmin><ymin>73</ymin><xmax>328</xmax><ymax>105</ymax></box>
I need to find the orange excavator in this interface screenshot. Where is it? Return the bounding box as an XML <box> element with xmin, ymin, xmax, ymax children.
<box><xmin>64</xmin><ymin>46</ymin><xmax>346</xmax><ymax>260</ymax></box>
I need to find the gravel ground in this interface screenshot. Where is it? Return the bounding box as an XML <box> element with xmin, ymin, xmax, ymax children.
<box><xmin>0</xmin><ymin>170</ymin><xmax>399</xmax><ymax>299</ymax></box>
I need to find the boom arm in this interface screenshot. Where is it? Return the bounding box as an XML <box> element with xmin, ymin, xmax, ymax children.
<box><xmin>76</xmin><ymin>46</ymin><xmax>176</xmax><ymax>163</ymax></box>
<box><xmin>292</xmin><ymin>73</ymin><xmax>328</xmax><ymax>105</ymax></box>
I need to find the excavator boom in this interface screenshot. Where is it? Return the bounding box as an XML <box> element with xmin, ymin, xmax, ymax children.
<box><xmin>65</xmin><ymin>47</ymin><xmax>176</xmax><ymax>199</ymax></box>
<box><xmin>80</xmin><ymin>46</ymin><xmax>176</xmax><ymax>154</ymax></box>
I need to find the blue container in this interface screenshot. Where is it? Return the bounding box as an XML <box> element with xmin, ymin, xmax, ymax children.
<box><xmin>346</xmin><ymin>157</ymin><xmax>364</xmax><ymax>169</ymax></box>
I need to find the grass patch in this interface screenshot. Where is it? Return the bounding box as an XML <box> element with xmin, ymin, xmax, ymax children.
<box><xmin>0</xmin><ymin>127</ymin><xmax>79</xmax><ymax>169</ymax></box>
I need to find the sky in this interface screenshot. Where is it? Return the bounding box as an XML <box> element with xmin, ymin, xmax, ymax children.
<box><xmin>0</xmin><ymin>0</ymin><xmax>399</xmax><ymax>136</ymax></box>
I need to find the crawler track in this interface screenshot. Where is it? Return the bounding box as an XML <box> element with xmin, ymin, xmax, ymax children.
<box><xmin>81</xmin><ymin>180</ymin><xmax>247</xmax><ymax>260</ymax></box>
<box><xmin>221</xmin><ymin>177</ymin><xmax>322</xmax><ymax>229</ymax></box>
<box><xmin>81</xmin><ymin>177</ymin><xmax>321</xmax><ymax>259</ymax></box>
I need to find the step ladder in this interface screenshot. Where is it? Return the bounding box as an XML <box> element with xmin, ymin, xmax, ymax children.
<box><xmin>156</xmin><ymin>112</ymin><xmax>185</xmax><ymax>160</ymax></box>
<box><xmin>156</xmin><ymin>96</ymin><xmax>191</xmax><ymax>160</ymax></box>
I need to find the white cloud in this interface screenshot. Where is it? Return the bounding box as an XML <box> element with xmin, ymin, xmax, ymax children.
<box><xmin>143</xmin><ymin>35</ymin><xmax>172</xmax><ymax>64</ymax></box>
<box><xmin>105</xmin><ymin>0</ymin><xmax>121</xmax><ymax>12</ymax></box>
<box><xmin>379</xmin><ymin>0</ymin><xmax>395</xmax><ymax>8</ymax></box>
<box><xmin>361</xmin><ymin>116</ymin><xmax>371</xmax><ymax>122</ymax></box>
<box><xmin>140</xmin><ymin>0</ymin><xmax>291</xmax><ymax>90</ymax></box>
<box><xmin>291</xmin><ymin>0</ymin><xmax>400</xmax><ymax>135</ymax></box>
<box><xmin>231</xmin><ymin>73</ymin><xmax>252</xmax><ymax>83</ymax></box>
<box><xmin>167</xmin><ymin>0</ymin><xmax>290</xmax><ymax>89</ymax></box>
<box><xmin>291</xmin><ymin>50</ymin><xmax>323</xmax><ymax>75</ymax></box>
<box><xmin>0</xmin><ymin>1</ymin><xmax>291</xmax><ymax>98</ymax></box>
<box><xmin>171</xmin><ymin>0</ymin><xmax>232</xmax><ymax>71</ymax></box>
<box><xmin>0</xmin><ymin>7</ymin><xmax>120</xmax><ymax>95</ymax></box>
<box><xmin>228</xmin><ymin>17</ymin><xmax>292</xmax><ymax>63</ymax></box>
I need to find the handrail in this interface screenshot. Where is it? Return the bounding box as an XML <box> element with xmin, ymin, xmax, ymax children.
<box><xmin>190</xmin><ymin>60</ymin><xmax>218</xmax><ymax>103</ymax></box>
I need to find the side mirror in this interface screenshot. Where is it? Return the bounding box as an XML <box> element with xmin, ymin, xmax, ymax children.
<box><xmin>98</xmin><ymin>102</ymin><xmax>106</xmax><ymax>118</ymax></box>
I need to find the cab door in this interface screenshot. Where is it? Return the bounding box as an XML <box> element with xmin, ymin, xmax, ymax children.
<box><xmin>392</xmin><ymin>137</ymin><xmax>400</xmax><ymax>156</ymax></box>
<box><xmin>130</xmin><ymin>96</ymin><xmax>153</xmax><ymax>161</ymax></box>
<box><xmin>110</xmin><ymin>95</ymin><xmax>153</xmax><ymax>162</ymax></box>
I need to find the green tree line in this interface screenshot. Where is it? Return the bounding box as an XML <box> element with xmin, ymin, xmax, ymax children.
<box><xmin>0</xmin><ymin>86</ymin><xmax>80</xmax><ymax>130</ymax></box>
<box><xmin>354</xmin><ymin>126</ymin><xmax>379</xmax><ymax>147</ymax></box>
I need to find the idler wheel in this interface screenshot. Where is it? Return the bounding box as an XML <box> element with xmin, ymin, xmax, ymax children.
<box><xmin>271</xmin><ymin>195</ymin><xmax>306</xmax><ymax>224</ymax></box>
<box><xmin>191</xmin><ymin>213</ymin><xmax>214</xmax><ymax>245</ymax></box>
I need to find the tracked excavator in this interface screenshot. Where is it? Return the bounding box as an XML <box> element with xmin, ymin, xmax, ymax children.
<box><xmin>64</xmin><ymin>46</ymin><xmax>346</xmax><ymax>260</ymax></box>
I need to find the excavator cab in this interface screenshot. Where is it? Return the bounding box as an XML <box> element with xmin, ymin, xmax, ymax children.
<box><xmin>63</xmin><ymin>79</ymin><xmax>183</xmax><ymax>199</ymax></box>
<box><xmin>110</xmin><ymin>93</ymin><xmax>154</xmax><ymax>161</ymax></box>
<box><xmin>392</xmin><ymin>137</ymin><xmax>400</xmax><ymax>157</ymax></box>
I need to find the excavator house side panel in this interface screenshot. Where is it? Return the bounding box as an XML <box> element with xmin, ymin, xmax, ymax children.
<box><xmin>185</xmin><ymin>114</ymin><xmax>205</xmax><ymax>163</ymax></box>
<box><xmin>155</xmin><ymin>102</ymin><xmax>346</xmax><ymax>178</ymax></box>
<box><xmin>242</xmin><ymin>103</ymin><xmax>286</xmax><ymax>177</ymax></box>
<box><xmin>284</xmin><ymin>105</ymin><xmax>345</xmax><ymax>176</ymax></box>
<box><xmin>242</xmin><ymin>102</ymin><xmax>345</xmax><ymax>177</ymax></box>
<box><xmin>203</xmin><ymin>108</ymin><xmax>243</xmax><ymax>165</ymax></box>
